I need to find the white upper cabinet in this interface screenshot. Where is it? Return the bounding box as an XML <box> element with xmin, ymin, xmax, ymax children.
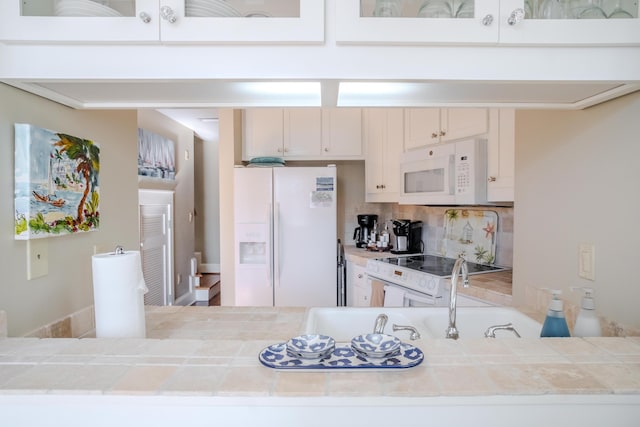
<box><xmin>364</xmin><ymin>108</ymin><xmax>403</xmax><ymax>203</ymax></box>
<box><xmin>0</xmin><ymin>0</ymin><xmax>325</xmax><ymax>43</ymax></box>
<box><xmin>336</xmin><ymin>0</ymin><xmax>500</xmax><ymax>45</ymax></box>
<box><xmin>243</xmin><ymin>108</ymin><xmax>363</xmax><ymax>161</ymax></box>
<box><xmin>336</xmin><ymin>0</ymin><xmax>640</xmax><ymax>46</ymax></box>
<box><xmin>404</xmin><ymin>108</ymin><xmax>488</xmax><ymax>150</ymax></box>
<box><xmin>499</xmin><ymin>0</ymin><xmax>640</xmax><ymax>45</ymax></box>
<box><xmin>486</xmin><ymin>108</ymin><xmax>515</xmax><ymax>202</ymax></box>
<box><xmin>321</xmin><ymin>108</ymin><xmax>364</xmax><ymax>158</ymax></box>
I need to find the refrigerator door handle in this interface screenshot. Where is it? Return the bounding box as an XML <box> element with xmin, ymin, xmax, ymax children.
<box><xmin>273</xmin><ymin>202</ymin><xmax>280</xmax><ymax>288</ymax></box>
<box><xmin>267</xmin><ymin>203</ymin><xmax>274</xmax><ymax>289</ymax></box>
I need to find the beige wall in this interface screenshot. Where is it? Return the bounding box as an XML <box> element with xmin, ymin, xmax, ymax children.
<box><xmin>513</xmin><ymin>91</ymin><xmax>640</xmax><ymax>330</ymax></box>
<box><xmin>137</xmin><ymin>109</ymin><xmax>195</xmax><ymax>301</ymax></box>
<box><xmin>0</xmin><ymin>83</ymin><xmax>139</xmax><ymax>336</ymax></box>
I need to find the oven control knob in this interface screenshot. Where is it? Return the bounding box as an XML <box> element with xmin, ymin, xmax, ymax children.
<box><xmin>426</xmin><ymin>278</ymin><xmax>436</xmax><ymax>291</ymax></box>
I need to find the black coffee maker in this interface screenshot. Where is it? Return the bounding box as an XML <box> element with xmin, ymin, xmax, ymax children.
<box><xmin>353</xmin><ymin>214</ymin><xmax>378</xmax><ymax>248</ymax></box>
<box><xmin>390</xmin><ymin>219</ymin><xmax>423</xmax><ymax>254</ymax></box>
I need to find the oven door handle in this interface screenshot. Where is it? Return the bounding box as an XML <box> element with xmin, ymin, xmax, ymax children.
<box><xmin>403</xmin><ymin>291</ymin><xmax>437</xmax><ymax>306</ymax></box>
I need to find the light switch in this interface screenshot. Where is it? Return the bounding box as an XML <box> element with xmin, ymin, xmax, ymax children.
<box><xmin>578</xmin><ymin>243</ymin><xmax>595</xmax><ymax>281</ymax></box>
<box><xmin>27</xmin><ymin>239</ymin><xmax>48</xmax><ymax>280</ymax></box>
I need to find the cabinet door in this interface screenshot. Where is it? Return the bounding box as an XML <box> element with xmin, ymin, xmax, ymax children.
<box><xmin>442</xmin><ymin>108</ymin><xmax>489</xmax><ymax>142</ymax></box>
<box><xmin>321</xmin><ymin>108</ymin><xmax>363</xmax><ymax>158</ymax></box>
<box><xmin>0</xmin><ymin>0</ymin><xmax>159</xmax><ymax>42</ymax></box>
<box><xmin>336</xmin><ymin>0</ymin><xmax>500</xmax><ymax>45</ymax></box>
<box><xmin>487</xmin><ymin>109</ymin><xmax>515</xmax><ymax>202</ymax></box>
<box><xmin>499</xmin><ymin>0</ymin><xmax>640</xmax><ymax>46</ymax></box>
<box><xmin>159</xmin><ymin>0</ymin><xmax>324</xmax><ymax>43</ymax></box>
<box><xmin>404</xmin><ymin>108</ymin><xmax>441</xmax><ymax>150</ymax></box>
<box><xmin>283</xmin><ymin>109</ymin><xmax>322</xmax><ymax>158</ymax></box>
<box><xmin>243</xmin><ymin>109</ymin><xmax>284</xmax><ymax>160</ymax></box>
<box><xmin>364</xmin><ymin>109</ymin><xmax>402</xmax><ymax>203</ymax></box>
<box><xmin>347</xmin><ymin>261</ymin><xmax>370</xmax><ymax>307</ymax></box>
<box><xmin>364</xmin><ymin>109</ymin><xmax>385</xmax><ymax>197</ymax></box>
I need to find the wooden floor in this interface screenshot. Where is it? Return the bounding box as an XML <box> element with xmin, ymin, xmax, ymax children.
<box><xmin>192</xmin><ymin>273</ymin><xmax>221</xmax><ymax>306</ymax></box>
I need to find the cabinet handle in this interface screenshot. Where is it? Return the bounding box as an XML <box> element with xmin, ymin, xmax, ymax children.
<box><xmin>324</xmin><ymin>147</ymin><xmax>329</xmax><ymax>152</ymax></box>
<box><xmin>431</xmin><ymin>132</ymin><xmax>438</xmax><ymax>138</ymax></box>
<box><xmin>160</xmin><ymin>6</ymin><xmax>177</xmax><ymax>23</ymax></box>
<box><xmin>139</xmin><ymin>11</ymin><xmax>151</xmax><ymax>23</ymax></box>
<box><xmin>439</xmin><ymin>130</ymin><xmax>446</xmax><ymax>137</ymax></box>
<box><xmin>381</xmin><ymin>184</ymin><xmax>385</xmax><ymax>189</ymax></box>
<box><xmin>277</xmin><ymin>147</ymin><xmax>283</xmax><ymax>152</ymax></box>
<box><xmin>482</xmin><ymin>14</ymin><xmax>494</xmax><ymax>26</ymax></box>
<box><xmin>507</xmin><ymin>8</ymin><xmax>525</xmax><ymax>26</ymax></box>
<box><xmin>357</xmin><ymin>274</ymin><xmax>363</xmax><ymax>279</ymax></box>
<box><xmin>284</xmin><ymin>148</ymin><xmax>289</xmax><ymax>153</ymax></box>
<box><xmin>488</xmin><ymin>176</ymin><xmax>497</xmax><ymax>182</ymax></box>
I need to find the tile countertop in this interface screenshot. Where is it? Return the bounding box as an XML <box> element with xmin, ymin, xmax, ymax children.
<box><xmin>345</xmin><ymin>245</ymin><xmax>514</xmax><ymax>306</ymax></box>
<box><xmin>1</xmin><ymin>306</ymin><xmax>640</xmax><ymax>426</ymax></box>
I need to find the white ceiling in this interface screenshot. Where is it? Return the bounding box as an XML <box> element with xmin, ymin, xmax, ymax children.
<box><xmin>5</xmin><ymin>78</ymin><xmax>639</xmax><ymax>140</ymax></box>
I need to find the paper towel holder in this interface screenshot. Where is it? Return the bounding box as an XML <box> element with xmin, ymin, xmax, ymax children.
<box><xmin>114</xmin><ymin>245</ymin><xmax>125</xmax><ymax>255</ymax></box>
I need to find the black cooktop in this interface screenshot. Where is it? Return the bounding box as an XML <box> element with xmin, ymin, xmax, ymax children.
<box><xmin>377</xmin><ymin>254</ymin><xmax>505</xmax><ymax>277</ymax></box>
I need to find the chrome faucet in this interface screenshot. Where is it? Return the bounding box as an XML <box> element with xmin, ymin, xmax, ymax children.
<box><xmin>373</xmin><ymin>314</ymin><xmax>388</xmax><ymax>334</ymax></box>
<box><xmin>392</xmin><ymin>324</ymin><xmax>421</xmax><ymax>340</ymax></box>
<box><xmin>484</xmin><ymin>323</ymin><xmax>521</xmax><ymax>338</ymax></box>
<box><xmin>445</xmin><ymin>255</ymin><xmax>469</xmax><ymax>339</ymax></box>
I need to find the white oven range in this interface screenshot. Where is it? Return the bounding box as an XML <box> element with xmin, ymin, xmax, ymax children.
<box><xmin>365</xmin><ymin>255</ymin><xmax>507</xmax><ymax>307</ymax></box>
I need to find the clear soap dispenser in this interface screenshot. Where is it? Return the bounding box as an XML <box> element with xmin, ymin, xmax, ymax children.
<box><xmin>540</xmin><ymin>290</ymin><xmax>571</xmax><ymax>338</ymax></box>
<box><xmin>571</xmin><ymin>287</ymin><xmax>602</xmax><ymax>337</ymax></box>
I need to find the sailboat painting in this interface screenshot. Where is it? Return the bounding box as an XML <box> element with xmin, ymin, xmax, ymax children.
<box><xmin>14</xmin><ymin>123</ymin><xmax>100</xmax><ymax>240</ymax></box>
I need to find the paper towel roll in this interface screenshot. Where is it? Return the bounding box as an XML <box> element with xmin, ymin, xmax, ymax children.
<box><xmin>92</xmin><ymin>250</ymin><xmax>148</xmax><ymax>338</ymax></box>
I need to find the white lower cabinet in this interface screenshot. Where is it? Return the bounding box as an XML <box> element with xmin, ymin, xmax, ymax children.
<box><xmin>487</xmin><ymin>108</ymin><xmax>515</xmax><ymax>202</ymax></box>
<box><xmin>364</xmin><ymin>108</ymin><xmax>403</xmax><ymax>203</ymax></box>
<box><xmin>347</xmin><ymin>261</ymin><xmax>370</xmax><ymax>307</ymax></box>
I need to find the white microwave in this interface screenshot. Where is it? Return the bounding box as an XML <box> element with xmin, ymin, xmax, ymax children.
<box><xmin>399</xmin><ymin>138</ymin><xmax>488</xmax><ymax>205</ymax></box>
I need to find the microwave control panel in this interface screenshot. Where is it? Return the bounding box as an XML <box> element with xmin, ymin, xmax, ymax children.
<box><xmin>456</xmin><ymin>156</ymin><xmax>471</xmax><ymax>194</ymax></box>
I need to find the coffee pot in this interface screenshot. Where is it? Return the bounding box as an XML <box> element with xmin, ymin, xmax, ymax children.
<box><xmin>353</xmin><ymin>214</ymin><xmax>378</xmax><ymax>248</ymax></box>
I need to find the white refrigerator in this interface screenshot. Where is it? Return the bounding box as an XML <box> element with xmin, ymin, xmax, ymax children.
<box><xmin>234</xmin><ymin>166</ymin><xmax>337</xmax><ymax>307</ymax></box>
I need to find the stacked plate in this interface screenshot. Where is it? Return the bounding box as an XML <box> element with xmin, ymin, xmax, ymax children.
<box><xmin>54</xmin><ymin>0</ymin><xmax>122</xmax><ymax>17</ymax></box>
<box><xmin>186</xmin><ymin>0</ymin><xmax>243</xmax><ymax>17</ymax></box>
<box><xmin>351</xmin><ymin>333</ymin><xmax>402</xmax><ymax>359</ymax></box>
<box><xmin>286</xmin><ymin>334</ymin><xmax>335</xmax><ymax>359</ymax></box>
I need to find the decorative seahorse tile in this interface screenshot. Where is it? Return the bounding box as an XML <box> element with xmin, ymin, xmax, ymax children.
<box><xmin>441</xmin><ymin>209</ymin><xmax>498</xmax><ymax>264</ymax></box>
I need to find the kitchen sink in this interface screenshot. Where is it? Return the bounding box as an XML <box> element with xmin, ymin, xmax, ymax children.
<box><xmin>303</xmin><ymin>306</ymin><xmax>542</xmax><ymax>341</ymax></box>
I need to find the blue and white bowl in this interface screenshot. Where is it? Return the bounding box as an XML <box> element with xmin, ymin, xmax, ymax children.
<box><xmin>286</xmin><ymin>334</ymin><xmax>335</xmax><ymax>359</ymax></box>
<box><xmin>351</xmin><ymin>333</ymin><xmax>401</xmax><ymax>358</ymax></box>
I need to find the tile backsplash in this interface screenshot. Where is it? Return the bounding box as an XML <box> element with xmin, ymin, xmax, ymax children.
<box><xmin>345</xmin><ymin>202</ymin><xmax>513</xmax><ymax>268</ymax></box>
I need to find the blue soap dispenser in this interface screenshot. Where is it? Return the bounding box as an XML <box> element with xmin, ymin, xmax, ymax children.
<box><xmin>540</xmin><ymin>290</ymin><xmax>571</xmax><ymax>338</ymax></box>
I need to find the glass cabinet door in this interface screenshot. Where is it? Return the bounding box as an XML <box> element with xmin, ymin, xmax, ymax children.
<box><xmin>336</xmin><ymin>0</ymin><xmax>500</xmax><ymax>45</ymax></box>
<box><xmin>499</xmin><ymin>0</ymin><xmax>640</xmax><ymax>44</ymax></box>
<box><xmin>1</xmin><ymin>0</ymin><xmax>324</xmax><ymax>43</ymax></box>
<box><xmin>160</xmin><ymin>0</ymin><xmax>324</xmax><ymax>43</ymax></box>
<box><xmin>0</xmin><ymin>0</ymin><xmax>158</xmax><ymax>42</ymax></box>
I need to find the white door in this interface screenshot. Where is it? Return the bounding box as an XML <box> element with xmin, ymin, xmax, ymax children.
<box><xmin>273</xmin><ymin>167</ymin><xmax>337</xmax><ymax>307</ymax></box>
<box><xmin>234</xmin><ymin>168</ymin><xmax>274</xmax><ymax>306</ymax></box>
<box><xmin>139</xmin><ymin>189</ymin><xmax>174</xmax><ymax>305</ymax></box>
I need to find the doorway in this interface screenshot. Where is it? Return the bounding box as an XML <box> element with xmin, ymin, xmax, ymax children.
<box><xmin>139</xmin><ymin>189</ymin><xmax>174</xmax><ymax>305</ymax></box>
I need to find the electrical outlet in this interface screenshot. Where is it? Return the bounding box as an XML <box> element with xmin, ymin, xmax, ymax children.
<box><xmin>27</xmin><ymin>239</ymin><xmax>48</xmax><ymax>280</ymax></box>
<box><xmin>578</xmin><ymin>243</ymin><xmax>595</xmax><ymax>281</ymax></box>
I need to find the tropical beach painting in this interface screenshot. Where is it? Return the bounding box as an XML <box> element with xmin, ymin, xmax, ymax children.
<box><xmin>14</xmin><ymin>123</ymin><xmax>100</xmax><ymax>240</ymax></box>
<box><xmin>137</xmin><ymin>128</ymin><xmax>175</xmax><ymax>180</ymax></box>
